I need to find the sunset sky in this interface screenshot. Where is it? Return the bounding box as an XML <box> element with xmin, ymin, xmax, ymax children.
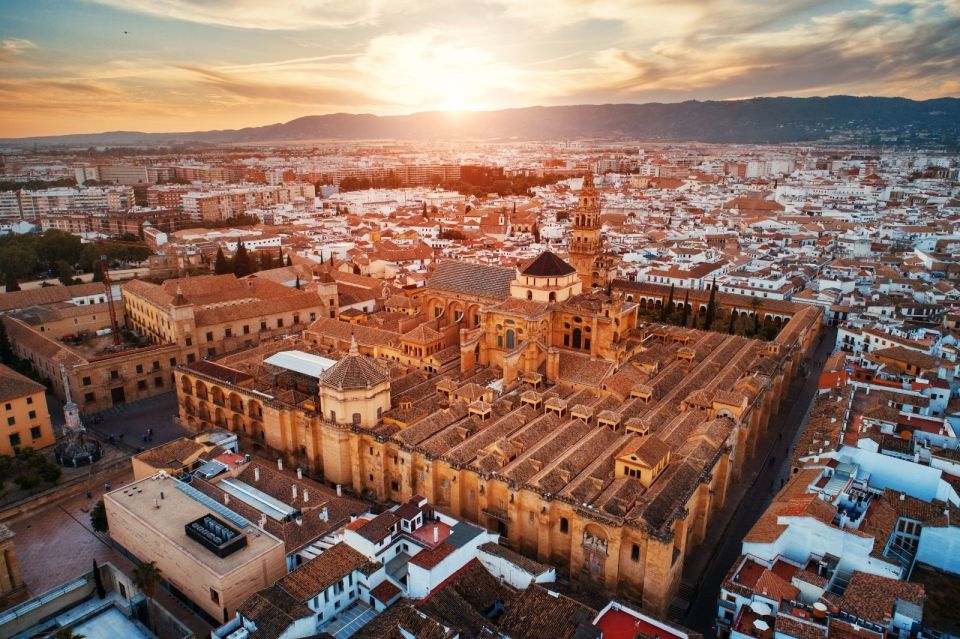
<box><xmin>1</xmin><ymin>0</ymin><xmax>958</xmax><ymax>137</ymax></box>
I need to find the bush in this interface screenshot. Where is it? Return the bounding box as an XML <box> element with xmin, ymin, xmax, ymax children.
<box><xmin>90</xmin><ymin>499</ymin><xmax>109</xmax><ymax>533</ymax></box>
<box><xmin>14</xmin><ymin>474</ymin><xmax>39</xmax><ymax>491</ymax></box>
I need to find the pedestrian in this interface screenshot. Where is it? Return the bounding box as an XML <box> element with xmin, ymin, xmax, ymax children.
<box><xmin>86</xmin><ymin>490</ymin><xmax>92</xmax><ymax>499</ymax></box>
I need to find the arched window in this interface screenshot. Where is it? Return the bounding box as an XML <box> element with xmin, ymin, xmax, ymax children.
<box><xmin>506</xmin><ymin>329</ymin><xmax>515</xmax><ymax>349</ymax></box>
<box><xmin>527</xmin><ymin>290</ymin><xmax>533</xmax><ymax>300</ymax></box>
<box><xmin>572</xmin><ymin>328</ymin><xmax>582</xmax><ymax>349</ymax></box>
<box><xmin>549</xmin><ymin>291</ymin><xmax>556</xmax><ymax>302</ymax></box>
<box><xmin>560</xmin><ymin>517</ymin><xmax>569</xmax><ymax>534</ymax></box>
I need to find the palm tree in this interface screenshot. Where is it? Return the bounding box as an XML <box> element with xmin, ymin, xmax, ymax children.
<box><xmin>133</xmin><ymin>561</ymin><xmax>162</xmax><ymax>631</ymax></box>
<box><xmin>53</xmin><ymin>628</ymin><xmax>86</xmax><ymax>639</ymax></box>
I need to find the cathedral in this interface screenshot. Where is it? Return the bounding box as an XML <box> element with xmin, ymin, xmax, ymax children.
<box><xmin>567</xmin><ymin>172</ymin><xmax>615</xmax><ymax>290</ymax></box>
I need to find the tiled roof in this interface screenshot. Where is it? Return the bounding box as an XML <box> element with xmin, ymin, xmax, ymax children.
<box><xmin>318</xmin><ymin>340</ymin><xmax>390</xmax><ymax>391</ymax></box>
<box><xmin>840</xmin><ymin>571</ymin><xmax>924</xmax><ymax>624</ymax></box>
<box><xmin>276</xmin><ymin>542</ymin><xmax>379</xmax><ymax>602</ymax></box>
<box><xmin>0</xmin><ymin>363</ymin><xmax>45</xmax><ymax>402</ymax></box>
<box><xmin>520</xmin><ymin>251</ymin><xmax>576</xmax><ymax>277</ymax></box>
<box><xmin>427</xmin><ymin>260</ymin><xmax>516</xmax><ymax>299</ymax></box>
<box><xmin>498</xmin><ymin>584</ymin><xmax>599</xmax><ymax>639</ymax></box>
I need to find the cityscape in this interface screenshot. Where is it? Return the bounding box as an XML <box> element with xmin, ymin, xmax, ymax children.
<box><xmin>0</xmin><ymin>2</ymin><xmax>959</xmax><ymax>639</ymax></box>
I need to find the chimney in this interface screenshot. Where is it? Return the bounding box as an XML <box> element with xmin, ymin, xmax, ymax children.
<box><xmin>224</xmin><ymin>494</ymin><xmax>230</xmax><ymax>505</ymax></box>
<box><xmin>336</xmin><ymin>484</ymin><xmax>342</xmax><ymax>497</ymax></box>
<box><xmin>320</xmin><ymin>507</ymin><xmax>329</xmax><ymax>522</ymax></box>
<box><xmin>292</xmin><ymin>485</ymin><xmax>298</xmax><ymax>500</ymax></box>
<box><xmin>433</xmin><ymin>524</ymin><xmax>439</xmax><ymax>543</ymax></box>
<box><xmin>277</xmin><ymin>458</ymin><xmax>283</xmax><ymax>471</ymax></box>
<box><xmin>303</xmin><ymin>489</ymin><xmax>309</xmax><ymax>503</ymax></box>
<box><xmin>254</xmin><ymin>467</ymin><xmax>260</xmax><ymax>482</ymax></box>
<box><xmin>297</xmin><ymin>467</ymin><xmax>303</xmax><ymax>480</ymax></box>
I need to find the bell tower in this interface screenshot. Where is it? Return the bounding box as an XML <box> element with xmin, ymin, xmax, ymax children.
<box><xmin>567</xmin><ymin>173</ymin><xmax>603</xmax><ymax>289</ymax></box>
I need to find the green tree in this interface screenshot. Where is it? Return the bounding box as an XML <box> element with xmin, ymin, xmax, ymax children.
<box><xmin>4</xmin><ymin>271</ymin><xmax>19</xmax><ymax>292</ymax></box>
<box><xmin>0</xmin><ymin>245</ymin><xmax>37</xmax><ymax>280</ymax></box>
<box><xmin>90</xmin><ymin>499</ymin><xmax>108</xmax><ymax>533</ymax></box>
<box><xmin>703</xmin><ymin>278</ymin><xmax>717</xmax><ymax>329</ymax></box>
<box><xmin>53</xmin><ymin>628</ymin><xmax>86</xmax><ymax>639</ymax></box>
<box><xmin>133</xmin><ymin>560</ymin><xmax>162</xmax><ymax>600</ymax></box>
<box><xmin>259</xmin><ymin>251</ymin><xmax>274</xmax><ymax>271</ymax></box>
<box><xmin>285</xmin><ymin>254</ymin><xmax>292</xmax><ymax>267</ymax></box>
<box><xmin>232</xmin><ymin>242</ymin><xmax>252</xmax><ymax>277</ymax></box>
<box><xmin>660</xmin><ymin>284</ymin><xmax>674</xmax><ymax>323</ymax></box>
<box><xmin>55</xmin><ymin>260</ymin><xmax>78</xmax><ymax>286</ymax></box>
<box><xmin>679</xmin><ymin>290</ymin><xmax>690</xmax><ymax>327</ymax></box>
<box><xmin>93</xmin><ymin>559</ymin><xmax>106</xmax><ymax>599</ymax></box>
<box><xmin>751</xmin><ymin>298</ymin><xmax>761</xmax><ymax>334</ymax></box>
<box><xmin>0</xmin><ymin>321</ymin><xmax>13</xmax><ymax>366</ymax></box>
<box><xmin>91</xmin><ymin>261</ymin><xmax>104</xmax><ymax>283</ymax></box>
<box><xmin>213</xmin><ymin>247</ymin><xmax>230</xmax><ymax>275</ymax></box>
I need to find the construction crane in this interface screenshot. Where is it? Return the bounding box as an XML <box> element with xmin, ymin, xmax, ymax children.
<box><xmin>95</xmin><ymin>238</ymin><xmax>121</xmax><ymax>345</ymax></box>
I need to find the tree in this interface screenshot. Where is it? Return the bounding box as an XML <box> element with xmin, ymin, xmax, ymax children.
<box><xmin>259</xmin><ymin>251</ymin><xmax>274</xmax><ymax>271</ymax></box>
<box><xmin>133</xmin><ymin>560</ymin><xmax>162</xmax><ymax>632</ymax></box>
<box><xmin>91</xmin><ymin>261</ymin><xmax>104</xmax><ymax>283</ymax></box>
<box><xmin>213</xmin><ymin>247</ymin><xmax>230</xmax><ymax>275</ymax></box>
<box><xmin>133</xmin><ymin>560</ymin><xmax>161</xmax><ymax>600</ymax></box>
<box><xmin>703</xmin><ymin>277</ymin><xmax>717</xmax><ymax>329</ymax></box>
<box><xmin>90</xmin><ymin>499</ymin><xmax>108</xmax><ymax>533</ymax></box>
<box><xmin>4</xmin><ymin>271</ymin><xmax>19</xmax><ymax>292</ymax></box>
<box><xmin>660</xmin><ymin>284</ymin><xmax>674</xmax><ymax>323</ymax></box>
<box><xmin>233</xmin><ymin>241</ymin><xmax>252</xmax><ymax>277</ymax></box>
<box><xmin>55</xmin><ymin>260</ymin><xmax>77</xmax><ymax>286</ymax></box>
<box><xmin>0</xmin><ymin>321</ymin><xmax>13</xmax><ymax>366</ymax></box>
<box><xmin>285</xmin><ymin>254</ymin><xmax>292</xmax><ymax>267</ymax></box>
<box><xmin>294</xmin><ymin>275</ymin><xmax>301</xmax><ymax>290</ymax></box>
<box><xmin>728</xmin><ymin>310</ymin><xmax>736</xmax><ymax>334</ymax></box>
<box><xmin>751</xmin><ymin>297</ymin><xmax>761</xmax><ymax>334</ymax></box>
<box><xmin>92</xmin><ymin>559</ymin><xmax>106</xmax><ymax>599</ymax></box>
<box><xmin>53</xmin><ymin>629</ymin><xmax>86</xmax><ymax>639</ymax></box>
<box><xmin>679</xmin><ymin>290</ymin><xmax>690</xmax><ymax>327</ymax></box>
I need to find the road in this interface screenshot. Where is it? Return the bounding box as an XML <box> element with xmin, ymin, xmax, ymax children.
<box><xmin>682</xmin><ymin>326</ymin><xmax>837</xmax><ymax>636</ymax></box>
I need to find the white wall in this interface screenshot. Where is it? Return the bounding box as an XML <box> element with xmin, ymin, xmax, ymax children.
<box><xmin>916</xmin><ymin>526</ymin><xmax>960</xmax><ymax>574</ymax></box>
<box><xmin>477</xmin><ymin>549</ymin><xmax>556</xmax><ymax>589</ymax></box>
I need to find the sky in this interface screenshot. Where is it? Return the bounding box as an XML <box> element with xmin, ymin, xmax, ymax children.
<box><xmin>1</xmin><ymin>0</ymin><xmax>958</xmax><ymax>137</ymax></box>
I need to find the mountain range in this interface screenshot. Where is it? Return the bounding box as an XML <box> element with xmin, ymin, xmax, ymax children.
<box><xmin>5</xmin><ymin>96</ymin><xmax>959</xmax><ymax>146</ymax></box>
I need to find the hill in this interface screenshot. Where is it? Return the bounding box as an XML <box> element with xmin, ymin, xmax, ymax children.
<box><xmin>4</xmin><ymin>96</ymin><xmax>959</xmax><ymax>146</ymax></box>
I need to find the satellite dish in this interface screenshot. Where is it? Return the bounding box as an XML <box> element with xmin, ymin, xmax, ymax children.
<box><xmin>754</xmin><ymin>620</ymin><xmax>770</xmax><ymax>632</ymax></box>
<box><xmin>813</xmin><ymin>602</ymin><xmax>828</xmax><ymax>612</ymax></box>
<box><xmin>750</xmin><ymin>602</ymin><xmax>773</xmax><ymax>616</ymax></box>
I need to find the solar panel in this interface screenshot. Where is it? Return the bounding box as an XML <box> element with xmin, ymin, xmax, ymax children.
<box><xmin>175</xmin><ymin>481</ymin><xmax>251</xmax><ymax>529</ymax></box>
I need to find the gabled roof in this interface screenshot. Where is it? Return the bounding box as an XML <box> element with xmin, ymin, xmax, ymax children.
<box><xmin>427</xmin><ymin>260</ymin><xmax>516</xmax><ymax>299</ymax></box>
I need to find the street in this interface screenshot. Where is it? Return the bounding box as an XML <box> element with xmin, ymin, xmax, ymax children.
<box><xmin>682</xmin><ymin>326</ymin><xmax>837</xmax><ymax>635</ymax></box>
<box><xmin>83</xmin><ymin>392</ymin><xmax>188</xmax><ymax>452</ymax></box>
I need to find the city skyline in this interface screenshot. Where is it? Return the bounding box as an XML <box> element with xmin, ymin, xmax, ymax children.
<box><xmin>2</xmin><ymin>0</ymin><xmax>959</xmax><ymax>137</ymax></box>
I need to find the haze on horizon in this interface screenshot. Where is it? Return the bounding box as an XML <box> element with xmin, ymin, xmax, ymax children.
<box><xmin>1</xmin><ymin>0</ymin><xmax>958</xmax><ymax>138</ymax></box>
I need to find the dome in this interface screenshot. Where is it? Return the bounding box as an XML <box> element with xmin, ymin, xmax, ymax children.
<box><xmin>318</xmin><ymin>336</ymin><xmax>390</xmax><ymax>391</ymax></box>
<box><xmin>519</xmin><ymin>251</ymin><xmax>576</xmax><ymax>277</ymax></box>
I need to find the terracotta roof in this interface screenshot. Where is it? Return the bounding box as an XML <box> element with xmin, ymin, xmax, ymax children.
<box><xmin>427</xmin><ymin>260</ymin><xmax>516</xmax><ymax>299</ymax></box>
<box><xmin>318</xmin><ymin>338</ymin><xmax>390</xmax><ymax>391</ymax></box>
<box><xmin>0</xmin><ymin>363</ymin><xmax>45</xmax><ymax>402</ymax></box>
<box><xmin>520</xmin><ymin>251</ymin><xmax>576</xmax><ymax>277</ymax></box>
<box><xmin>275</xmin><ymin>542</ymin><xmax>379</xmax><ymax>602</ymax></box>
<box><xmin>840</xmin><ymin>571</ymin><xmax>924</xmax><ymax>624</ymax></box>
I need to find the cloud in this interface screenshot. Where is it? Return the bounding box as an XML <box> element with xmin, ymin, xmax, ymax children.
<box><xmin>0</xmin><ymin>38</ymin><xmax>36</xmax><ymax>62</ymax></box>
<box><xmin>86</xmin><ymin>0</ymin><xmax>396</xmax><ymax>29</ymax></box>
<box><xmin>175</xmin><ymin>64</ymin><xmax>376</xmax><ymax>106</ymax></box>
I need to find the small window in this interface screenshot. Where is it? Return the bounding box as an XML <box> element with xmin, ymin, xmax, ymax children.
<box><xmin>210</xmin><ymin>588</ymin><xmax>220</xmax><ymax>604</ymax></box>
<box><xmin>631</xmin><ymin>544</ymin><xmax>640</xmax><ymax>562</ymax></box>
<box><xmin>391</xmin><ymin>480</ymin><xmax>399</xmax><ymax>491</ymax></box>
<box><xmin>2</xmin><ymin>403</ymin><xmax>9</xmax><ymax>411</ymax></box>
<box><xmin>224</xmin><ymin>328</ymin><xmax>232</xmax><ymax>338</ymax></box>
<box><xmin>137</xmin><ymin>380</ymin><xmax>147</xmax><ymax>390</ymax></box>
<box><xmin>25</xmin><ymin>397</ymin><xmax>32</xmax><ymax>405</ymax></box>
<box><xmin>560</xmin><ymin>518</ymin><xmax>569</xmax><ymax>534</ymax></box>
<box><xmin>185</xmin><ymin>337</ymin><xmax>193</xmax><ymax>346</ymax></box>
<box><xmin>206</xmin><ymin>331</ymin><xmax>214</xmax><ymax>342</ymax></box>
<box><xmin>6</xmin><ymin>417</ymin><xmax>14</xmax><ymax>426</ymax></box>
<box><xmin>207</xmin><ymin>348</ymin><xmax>216</xmax><ymax>357</ymax></box>
<box><xmin>169</xmin><ymin>357</ymin><xmax>177</xmax><ymax>366</ymax></box>
<box><xmin>110</xmin><ymin>370</ymin><xmax>119</xmax><ymax>380</ymax></box>
<box><xmin>154</xmin><ymin>377</ymin><xmax>164</xmax><ymax>388</ymax></box>
<box><xmin>243</xmin><ymin>325</ymin><xmax>250</xmax><ymax>335</ymax></box>
<box><xmin>260</xmin><ymin>321</ymin><xmax>268</xmax><ymax>331</ymax></box>
<box><xmin>28</xmin><ymin>410</ymin><xmax>36</xmax><ymax>419</ymax></box>
<box><xmin>276</xmin><ymin>318</ymin><xmax>284</xmax><ymax>328</ymax></box>
<box><xmin>84</xmin><ymin>392</ymin><xmax>95</xmax><ymax>403</ymax></box>
<box><xmin>352</xmin><ymin>413</ymin><xmax>361</xmax><ymax>425</ymax></box>
<box><xmin>30</xmin><ymin>426</ymin><xmax>41</xmax><ymax>440</ymax></box>
<box><xmin>9</xmin><ymin>433</ymin><xmax>20</xmax><ymax>447</ymax></box>
<box><xmin>136</xmin><ymin>364</ymin><xmax>144</xmax><ymax>374</ymax></box>
<box><xmin>187</xmin><ymin>353</ymin><xmax>196</xmax><ymax>363</ymax></box>
<box><xmin>152</xmin><ymin>360</ymin><xmax>160</xmax><ymax>370</ymax></box>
